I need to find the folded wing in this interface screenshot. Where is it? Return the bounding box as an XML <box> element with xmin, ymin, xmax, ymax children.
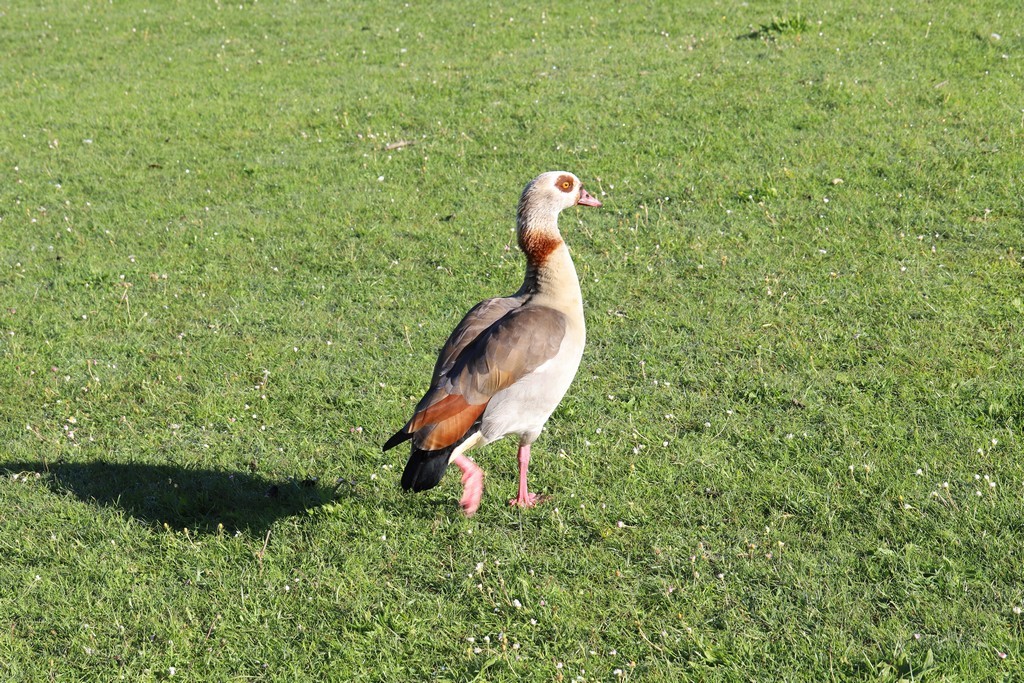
<box><xmin>383</xmin><ymin>300</ymin><xmax>567</xmax><ymax>452</ymax></box>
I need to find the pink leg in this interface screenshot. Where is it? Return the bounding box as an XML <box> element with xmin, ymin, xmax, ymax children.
<box><xmin>508</xmin><ymin>444</ymin><xmax>546</xmax><ymax>508</ymax></box>
<box><xmin>451</xmin><ymin>454</ymin><xmax>484</xmax><ymax>516</ymax></box>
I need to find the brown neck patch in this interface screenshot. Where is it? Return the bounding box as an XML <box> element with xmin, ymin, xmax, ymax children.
<box><xmin>519</xmin><ymin>228</ymin><xmax>563</xmax><ymax>267</ymax></box>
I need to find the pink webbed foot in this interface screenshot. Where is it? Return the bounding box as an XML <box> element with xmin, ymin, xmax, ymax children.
<box><xmin>508</xmin><ymin>492</ymin><xmax>550</xmax><ymax>508</ymax></box>
<box><xmin>452</xmin><ymin>454</ymin><xmax>484</xmax><ymax>516</ymax></box>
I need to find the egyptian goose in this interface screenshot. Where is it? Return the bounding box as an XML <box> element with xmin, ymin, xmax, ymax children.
<box><xmin>383</xmin><ymin>171</ymin><xmax>602</xmax><ymax>516</ymax></box>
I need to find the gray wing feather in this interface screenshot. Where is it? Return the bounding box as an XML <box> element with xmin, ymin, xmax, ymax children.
<box><xmin>443</xmin><ymin>305</ymin><xmax>567</xmax><ymax>404</ymax></box>
<box><xmin>431</xmin><ymin>297</ymin><xmax>524</xmax><ymax>380</ymax></box>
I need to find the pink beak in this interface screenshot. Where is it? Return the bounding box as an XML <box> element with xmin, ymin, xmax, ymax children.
<box><xmin>577</xmin><ymin>187</ymin><xmax>602</xmax><ymax>208</ymax></box>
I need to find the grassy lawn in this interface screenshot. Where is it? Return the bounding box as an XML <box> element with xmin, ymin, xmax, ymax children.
<box><xmin>2</xmin><ymin>0</ymin><xmax>1022</xmax><ymax>680</ymax></box>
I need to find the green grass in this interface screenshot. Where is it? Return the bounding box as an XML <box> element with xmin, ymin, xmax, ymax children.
<box><xmin>2</xmin><ymin>0</ymin><xmax>1023</xmax><ymax>680</ymax></box>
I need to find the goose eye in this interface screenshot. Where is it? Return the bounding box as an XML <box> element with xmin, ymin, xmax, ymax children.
<box><xmin>555</xmin><ymin>174</ymin><xmax>575</xmax><ymax>193</ymax></box>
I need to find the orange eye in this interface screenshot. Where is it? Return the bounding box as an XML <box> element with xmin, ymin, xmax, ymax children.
<box><xmin>561</xmin><ymin>181</ymin><xmax>571</xmax><ymax>190</ymax></box>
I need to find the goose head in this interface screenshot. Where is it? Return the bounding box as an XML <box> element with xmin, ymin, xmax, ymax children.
<box><xmin>517</xmin><ymin>171</ymin><xmax>602</xmax><ymax>229</ymax></box>
<box><xmin>516</xmin><ymin>171</ymin><xmax>601</xmax><ymax>271</ymax></box>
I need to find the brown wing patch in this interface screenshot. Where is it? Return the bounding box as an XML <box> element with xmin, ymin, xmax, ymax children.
<box><xmin>410</xmin><ymin>393</ymin><xmax>487</xmax><ymax>451</ymax></box>
<box><xmin>409</xmin><ymin>393</ymin><xmax>472</xmax><ymax>431</ymax></box>
<box><xmin>555</xmin><ymin>174</ymin><xmax>575</xmax><ymax>193</ymax></box>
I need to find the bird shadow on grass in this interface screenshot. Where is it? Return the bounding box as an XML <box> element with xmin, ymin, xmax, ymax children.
<box><xmin>1</xmin><ymin>460</ymin><xmax>342</xmax><ymax>535</ymax></box>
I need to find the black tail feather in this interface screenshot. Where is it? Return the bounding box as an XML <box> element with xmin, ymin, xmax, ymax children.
<box><xmin>382</xmin><ymin>428</ymin><xmax>412</xmax><ymax>452</ymax></box>
<box><xmin>398</xmin><ymin>427</ymin><xmax>482</xmax><ymax>493</ymax></box>
<box><xmin>400</xmin><ymin>446</ymin><xmax>454</xmax><ymax>492</ymax></box>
